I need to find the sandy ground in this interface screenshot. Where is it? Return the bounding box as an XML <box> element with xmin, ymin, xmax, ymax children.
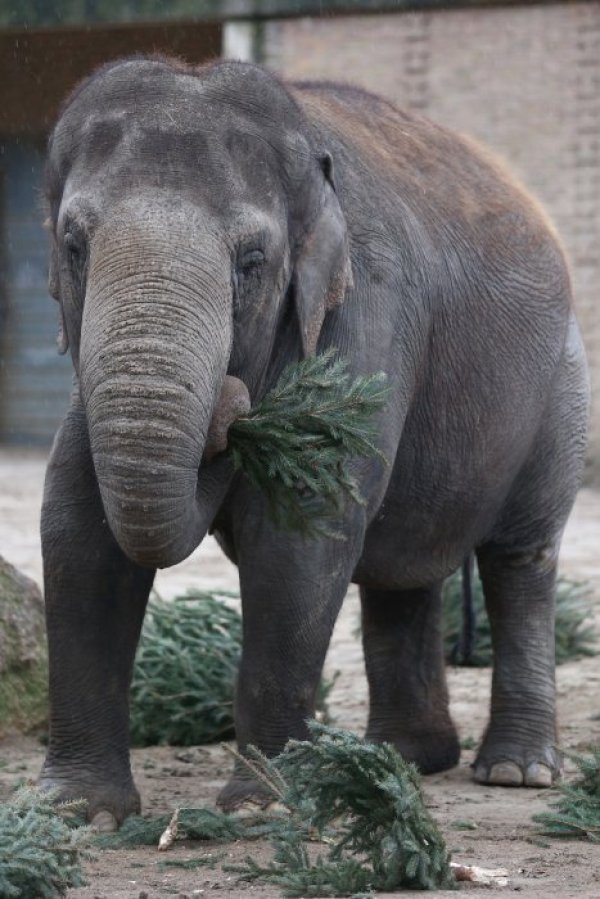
<box><xmin>1</xmin><ymin>447</ymin><xmax>600</xmax><ymax>898</ymax></box>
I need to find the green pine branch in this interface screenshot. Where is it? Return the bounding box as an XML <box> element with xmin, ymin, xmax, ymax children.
<box><xmin>95</xmin><ymin>807</ymin><xmax>246</xmax><ymax>849</ymax></box>
<box><xmin>0</xmin><ymin>788</ymin><xmax>91</xmax><ymax>898</ymax></box>
<box><xmin>129</xmin><ymin>592</ymin><xmax>242</xmax><ymax>747</ymax></box>
<box><xmin>533</xmin><ymin>746</ymin><xmax>600</xmax><ymax>841</ymax></box>
<box><xmin>98</xmin><ymin>722</ymin><xmax>455</xmax><ymax>894</ymax></box>
<box><xmin>228</xmin><ymin>721</ymin><xmax>455</xmax><ymax>895</ymax></box>
<box><xmin>228</xmin><ymin>350</ymin><xmax>389</xmax><ymax>539</ymax></box>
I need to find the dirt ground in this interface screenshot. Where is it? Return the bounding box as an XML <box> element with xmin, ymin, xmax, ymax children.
<box><xmin>1</xmin><ymin>447</ymin><xmax>600</xmax><ymax>898</ymax></box>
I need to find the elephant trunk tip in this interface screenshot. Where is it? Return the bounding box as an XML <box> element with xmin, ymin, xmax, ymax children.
<box><xmin>204</xmin><ymin>375</ymin><xmax>251</xmax><ymax>462</ymax></box>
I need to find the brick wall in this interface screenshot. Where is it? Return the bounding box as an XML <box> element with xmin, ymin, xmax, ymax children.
<box><xmin>263</xmin><ymin>3</ymin><xmax>600</xmax><ymax>479</ymax></box>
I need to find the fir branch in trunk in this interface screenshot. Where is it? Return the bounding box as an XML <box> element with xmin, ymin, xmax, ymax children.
<box><xmin>228</xmin><ymin>351</ymin><xmax>389</xmax><ymax>539</ymax></box>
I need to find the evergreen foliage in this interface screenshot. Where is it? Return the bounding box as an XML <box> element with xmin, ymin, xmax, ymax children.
<box><xmin>228</xmin><ymin>350</ymin><xmax>388</xmax><ymax>539</ymax></box>
<box><xmin>443</xmin><ymin>569</ymin><xmax>597</xmax><ymax>666</ymax></box>
<box><xmin>97</xmin><ymin>723</ymin><xmax>454</xmax><ymax>893</ymax></box>
<box><xmin>0</xmin><ymin>787</ymin><xmax>90</xmax><ymax>898</ymax></box>
<box><xmin>158</xmin><ymin>852</ymin><xmax>225</xmax><ymax>870</ymax></box>
<box><xmin>95</xmin><ymin>807</ymin><xmax>246</xmax><ymax>849</ymax></box>
<box><xmin>533</xmin><ymin>746</ymin><xmax>600</xmax><ymax>841</ymax></box>
<box><xmin>230</xmin><ymin>722</ymin><xmax>455</xmax><ymax>895</ymax></box>
<box><xmin>129</xmin><ymin>591</ymin><xmax>241</xmax><ymax>747</ymax></box>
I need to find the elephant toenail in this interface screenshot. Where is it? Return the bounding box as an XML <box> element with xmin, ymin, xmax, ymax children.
<box><xmin>473</xmin><ymin>763</ymin><xmax>489</xmax><ymax>784</ymax></box>
<box><xmin>91</xmin><ymin>810</ymin><xmax>119</xmax><ymax>832</ymax></box>
<box><xmin>524</xmin><ymin>762</ymin><xmax>553</xmax><ymax>788</ymax></box>
<box><xmin>487</xmin><ymin>761</ymin><xmax>524</xmax><ymax>786</ymax></box>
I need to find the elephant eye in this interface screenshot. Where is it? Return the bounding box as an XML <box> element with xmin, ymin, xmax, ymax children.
<box><xmin>64</xmin><ymin>230</ymin><xmax>88</xmax><ymax>295</ymax></box>
<box><xmin>233</xmin><ymin>248</ymin><xmax>265</xmax><ymax>313</ymax></box>
<box><xmin>237</xmin><ymin>249</ymin><xmax>265</xmax><ymax>277</ymax></box>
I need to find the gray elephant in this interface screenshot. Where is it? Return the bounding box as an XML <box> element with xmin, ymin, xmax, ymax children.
<box><xmin>40</xmin><ymin>56</ymin><xmax>589</xmax><ymax>828</ymax></box>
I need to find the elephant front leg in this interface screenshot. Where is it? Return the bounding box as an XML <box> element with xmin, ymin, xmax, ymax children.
<box><xmin>473</xmin><ymin>543</ymin><xmax>560</xmax><ymax>788</ymax></box>
<box><xmin>216</xmin><ymin>513</ymin><xmax>362</xmax><ymax>811</ymax></box>
<box><xmin>38</xmin><ymin>398</ymin><xmax>155</xmax><ymax>829</ymax></box>
<box><xmin>361</xmin><ymin>584</ymin><xmax>460</xmax><ymax>774</ymax></box>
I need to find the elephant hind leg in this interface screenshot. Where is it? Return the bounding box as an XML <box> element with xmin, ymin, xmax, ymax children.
<box><xmin>473</xmin><ymin>320</ymin><xmax>587</xmax><ymax>788</ymax></box>
<box><xmin>361</xmin><ymin>584</ymin><xmax>460</xmax><ymax>774</ymax></box>
<box><xmin>473</xmin><ymin>541</ymin><xmax>560</xmax><ymax>788</ymax></box>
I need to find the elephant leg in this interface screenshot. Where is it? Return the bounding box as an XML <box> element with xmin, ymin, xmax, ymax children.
<box><xmin>361</xmin><ymin>584</ymin><xmax>460</xmax><ymax>773</ymax></box>
<box><xmin>473</xmin><ymin>542</ymin><xmax>559</xmax><ymax>787</ymax></box>
<box><xmin>216</xmin><ymin>508</ymin><xmax>363</xmax><ymax>810</ymax></box>
<box><xmin>38</xmin><ymin>395</ymin><xmax>155</xmax><ymax>828</ymax></box>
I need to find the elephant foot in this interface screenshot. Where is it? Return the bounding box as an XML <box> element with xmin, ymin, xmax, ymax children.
<box><xmin>216</xmin><ymin>773</ymin><xmax>277</xmax><ymax>812</ymax></box>
<box><xmin>366</xmin><ymin>723</ymin><xmax>461</xmax><ymax>775</ymax></box>
<box><xmin>473</xmin><ymin>735</ymin><xmax>561</xmax><ymax>788</ymax></box>
<box><xmin>37</xmin><ymin>768</ymin><xmax>141</xmax><ymax>828</ymax></box>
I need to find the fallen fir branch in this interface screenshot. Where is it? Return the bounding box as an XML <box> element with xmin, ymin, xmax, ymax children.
<box><xmin>227</xmin><ymin>721</ymin><xmax>455</xmax><ymax>895</ymax></box>
<box><xmin>130</xmin><ymin>590</ymin><xmax>241</xmax><ymax>747</ymax></box>
<box><xmin>0</xmin><ymin>787</ymin><xmax>91</xmax><ymax>898</ymax></box>
<box><xmin>93</xmin><ymin>813</ymin><xmax>170</xmax><ymax>849</ymax></box>
<box><xmin>228</xmin><ymin>350</ymin><xmax>389</xmax><ymax>539</ymax></box>
<box><xmin>533</xmin><ymin>745</ymin><xmax>600</xmax><ymax>841</ymax></box>
<box><xmin>443</xmin><ymin>568</ymin><xmax>597</xmax><ymax>666</ymax></box>
<box><xmin>95</xmin><ymin>805</ymin><xmax>287</xmax><ymax>853</ymax></box>
<box><xmin>158</xmin><ymin>852</ymin><xmax>225</xmax><ymax>870</ymax></box>
<box><xmin>98</xmin><ymin>724</ymin><xmax>504</xmax><ymax>893</ymax></box>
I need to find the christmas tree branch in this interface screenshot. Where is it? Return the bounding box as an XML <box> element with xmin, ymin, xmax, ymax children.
<box><xmin>228</xmin><ymin>351</ymin><xmax>389</xmax><ymax>539</ymax></box>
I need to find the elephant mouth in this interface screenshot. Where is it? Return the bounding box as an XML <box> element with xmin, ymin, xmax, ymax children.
<box><xmin>203</xmin><ymin>375</ymin><xmax>251</xmax><ymax>462</ymax></box>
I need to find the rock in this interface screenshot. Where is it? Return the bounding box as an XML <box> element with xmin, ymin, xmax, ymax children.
<box><xmin>0</xmin><ymin>555</ymin><xmax>48</xmax><ymax>735</ymax></box>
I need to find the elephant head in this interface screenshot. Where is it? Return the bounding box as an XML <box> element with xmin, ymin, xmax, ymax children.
<box><xmin>45</xmin><ymin>58</ymin><xmax>353</xmax><ymax>568</ymax></box>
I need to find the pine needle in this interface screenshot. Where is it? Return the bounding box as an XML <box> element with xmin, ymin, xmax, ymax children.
<box><xmin>0</xmin><ymin>787</ymin><xmax>91</xmax><ymax>898</ymax></box>
<box><xmin>443</xmin><ymin>569</ymin><xmax>597</xmax><ymax>666</ymax></box>
<box><xmin>533</xmin><ymin>746</ymin><xmax>600</xmax><ymax>842</ymax></box>
<box><xmin>228</xmin><ymin>721</ymin><xmax>455</xmax><ymax>895</ymax></box>
<box><xmin>95</xmin><ymin>808</ymin><xmax>245</xmax><ymax>849</ymax></box>
<box><xmin>228</xmin><ymin>350</ymin><xmax>388</xmax><ymax>539</ymax></box>
<box><xmin>99</xmin><ymin>723</ymin><xmax>454</xmax><ymax>894</ymax></box>
<box><xmin>129</xmin><ymin>592</ymin><xmax>241</xmax><ymax>747</ymax></box>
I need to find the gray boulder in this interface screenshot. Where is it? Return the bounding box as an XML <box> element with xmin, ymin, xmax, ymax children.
<box><xmin>0</xmin><ymin>556</ymin><xmax>48</xmax><ymax>734</ymax></box>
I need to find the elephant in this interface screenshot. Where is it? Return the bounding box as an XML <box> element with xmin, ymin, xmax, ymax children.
<box><xmin>39</xmin><ymin>56</ymin><xmax>589</xmax><ymax>828</ymax></box>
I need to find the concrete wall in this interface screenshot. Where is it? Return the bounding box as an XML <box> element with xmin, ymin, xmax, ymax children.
<box><xmin>263</xmin><ymin>3</ymin><xmax>600</xmax><ymax>478</ymax></box>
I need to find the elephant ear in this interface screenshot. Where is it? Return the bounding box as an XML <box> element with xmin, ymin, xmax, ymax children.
<box><xmin>48</xmin><ymin>228</ymin><xmax>69</xmax><ymax>355</ymax></box>
<box><xmin>293</xmin><ymin>153</ymin><xmax>353</xmax><ymax>357</ymax></box>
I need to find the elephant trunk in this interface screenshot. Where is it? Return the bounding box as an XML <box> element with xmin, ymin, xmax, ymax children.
<box><xmin>79</xmin><ymin>227</ymin><xmax>238</xmax><ymax>568</ymax></box>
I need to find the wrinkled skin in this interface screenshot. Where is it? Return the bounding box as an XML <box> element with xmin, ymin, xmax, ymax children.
<box><xmin>40</xmin><ymin>57</ymin><xmax>589</xmax><ymax>827</ymax></box>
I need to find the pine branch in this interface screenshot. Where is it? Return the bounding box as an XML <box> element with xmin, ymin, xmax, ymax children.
<box><xmin>100</xmin><ymin>723</ymin><xmax>454</xmax><ymax>894</ymax></box>
<box><xmin>533</xmin><ymin>746</ymin><xmax>600</xmax><ymax>841</ymax></box>
<box><xmin>129</xmin><ymin>591</ymin><xmax>242</xmax><ymax>747</ymax></box>
<box><xmin>228</xmin><ymin>350</ymin><xmax>389</xmax><ymax>539</ymax></box>
<box><xmin>95</xmin><ymin>807</ymin><xmax>247</xmax><ymax>849</ymax></box>
<box><xmin>228</xmin><ymin>722</ymin><xmax>455</xmax><ymax>894</ymax></box>
<box><xmin>0</xmin><ymin>788</ymin><xmax>91</xmax><ymax>898</ymax></box>
<box><xmin>158</xmin><ymin>852</ymin><xmax>225</xmax><ymax>870</ymax></box>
